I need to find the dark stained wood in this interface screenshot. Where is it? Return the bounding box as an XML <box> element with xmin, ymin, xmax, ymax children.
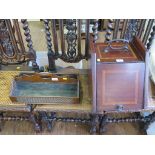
<box><xmin>137</xmin><ymin>19</ymin><xmax>146</xmax><ymax>39</ymax></box>
<box><xmin>130</xmin><ymin>36</ymin><xmax>147</xmax><ymax>61</ymax></box>
<box><xmin>113</xmin><ymin>19</ymin><xmax>120</xmax><ymax>39</ymax></box>
<box><xmin>5</xmin><ymin>20</ymin><xmax>19</xmax><ymax>55</ymax></box>
<box><xmin>147</xmin><ymin>26</ymin><xmax>155</xmax><ymax>50</ymax></box>
<box><xmin>0</xmin><ymin>19</ymin><xmax>18</xmax><ymax>63</ymax></box>
<box><xmin>77</xmin><ymin>19</ymin><xmax>82</xmax><ymax>55</ymax></box>
<box><xmin>91</xmin><ymin>37</ymin><xmax>146</xmax><ymax>114</ymax></box>
<box><xmin>0</xmin><ymin>43</ymin><xmax>4</xmax><ymax>53</ymax></box>
<box><xmin>85</xmin><ymin>19</ymin><xmax>90</xmax><ymax>59</ymax></box>
<box><xmin>21</xmin><ymin>19</ymin><xmax>38</xmax><ymax>69</ymax></box>
<box><xmin>105</xmin><ymin>19</ymin><xmax>113</xmax><ymax>41</ymax></box>
<box><xmin>90</xmin><ymin>114</ymin><xmax>99</xmax><ymax>134</ymax></box>
<box><xmin>0</xmin><ymin>19</ymin><xmax>27</xmax><ymax>65</ymax></box>
<box><xmin>0</xmin><ymin>117</ymin><xmax>145</xmax><ymax>135</ymax></box>
<box><xmin>13</xmin><ymin>19</ymin><xmax>26</xmax><ymax>54</ymax></box>
<box><xmin>0</xmin><ymin>20</ymin><xmax>151</xmax><ymax>134</ymax></box>
<box><xmin>94</xmin><ymin>42</ymin><xmax>139</xmax><ymax>62</ymax></box>
<box><xmin>92</xmin><ymin>19</ymin><xmax>98</xmax><ymax>43</ymax></box>
<box><xmin>14</xmin><ymin>72</ymin><xmax>78</xmax><ymax>83</ymax></box>
<box><xmin>59</xmin><ymin>19</ymin><xmax>65</xmax><ymax>55</ymax></box>
<box><xmin>120</xmin><ymin>19</ymin><xmax>129</xmax><ymax>39</ymax></box>
<box><xmin>142</xmin><ymin>19</ymin><xmax>154</xmax><ymax>44</ymax></box>
<box><xmin>91</xmin><ymin>37</ymin><xmax>146</xmax><ymax>63</ymax></box>
<box><xmin>51</xmin><ymin>19</ymin><xmax>59</xmax><ymax>56</ymax></box>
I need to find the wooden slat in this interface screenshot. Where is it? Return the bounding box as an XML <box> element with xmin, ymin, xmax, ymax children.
<box><xmin>105</xmin><ymin>19</ymin><xmax>113</xmax><ymax>42</ymax></box>
<box><xmin>142</xmin><ymin>19</ymin><xmax>154</xmax><ymax>44</ymax></box>
<box><xmin>0</xmin><ymin>43</ymin><xmax>4</xmax><ymax>52</ymax></box>
<box><xmin>147</xmin><ymin>25</ymin><xmax>155</xmax><ymax>50</ymax></box>
<box><xmin>51</xmin><ymin>19</ymin><xmax>59</xmax><ymax>55</ymax></box>
<box><xmin>113</xmin><ymin>19</ymin><xmax>120</xmax><ymax>39</ymax></box>
<box><xmin>137</xmin><ymin>19</ymin><xmax>147</xmax><ymax>39</ymax></box>
<box><xmin>5</xmin><ymin>20</ymin><xmax>19</xmax><ymax>56</ymax></box>
<box><xmin>92</xmin><ymin>19</ymin><xmax>98</xmax><ymax>43</ymax></box>
<box><xmin>77</xmin><ymin>19</ymin><xmax>82</xmax><ymax>55</ymax></box>
<box><xmin>13</xmin><ymin>19</ymin><xmax>26</xmax><ymax>54</ymax></box>
<box><xmin>59</xmin><ymin>19</ymin><xmax>65</xmax><ymax>55</ymax></box>
<box><xmin>85</xmin><ymin>19</ymin><xmax>90</xmax><ymax>59</ymax></box>
<box><xmin>120</xmin><ymin>19</ymin><xmax>128</xmax><ymax>39</ymax></box>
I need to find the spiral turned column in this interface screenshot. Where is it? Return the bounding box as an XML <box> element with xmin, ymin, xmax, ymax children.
<box><xmin>66</xmin><ymin>19</ymin><xmax>77</xmax><ymax>60</ymax></box>
<box><xmin>92</xmin><ymin>19</ymin><xmax>98</xmax><ymax>43</ymax></box>
<box><xmin>43</xmin><ymin>19</ymin><xmax>56</xmax><ymax>72</ymax></box>
<box><xmin>21</xmin><ymin>19</ymin><xmax>38</xmax><ymax>70</ymax></box>
<box><xmin>105</xmin><ymin>19</ymin><xmax>113</xmax><ymax>42</ymax></box>
<box><xmin>124</xmin><ymin>19</ymin><xmax>138</xmax><ymax>41</ymax></box>
<box><xmin>147</xmin><ymin>26</ymin><xmax>155</xmax><ymax>50</ymax></box>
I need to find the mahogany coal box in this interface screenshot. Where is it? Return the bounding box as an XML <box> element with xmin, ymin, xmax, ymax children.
<box><xmin>90</xmin><ymin>37</ymin><xmax>147</xmax><ymax>113</ymax></box>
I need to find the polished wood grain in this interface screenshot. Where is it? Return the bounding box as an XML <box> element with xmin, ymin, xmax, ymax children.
<box><xmin>91</xmin><ymin>37</ymin><xmax>146</xmax><ymax>62</ymax></box>
<box><xmin>14</xmin><ymin>72</ymin><xmax>78</xmax><ymax>83</ymax></box>
<box><xmin>91</xmin><ymin>36</ymin><xmax>146</xmax><ymax>113</ymax></box>
<box><xmin>95</xmin><ymin>43</ymin><xmax>138</xmax><ymax>62</ymax></box>
<box><xmin>96</xmin><ymin>63</ymin><xmax>145</xmax><ymax>112</ymax></box>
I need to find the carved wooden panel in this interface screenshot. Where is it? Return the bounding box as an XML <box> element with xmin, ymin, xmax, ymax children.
<box><xmin>0</xmin><ymin>19</ymin><xmax>26</xmax><ymax>65</ymax></box>
<box><xmin>96</xmin><ymin>63</ymin><xmax>145</xmax><ymax>112</ymax></box>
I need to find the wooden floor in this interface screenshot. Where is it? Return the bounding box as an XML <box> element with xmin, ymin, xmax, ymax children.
<box><xmin>0</xmin><ymin>121</ymin><xmax>146</xmax><ymax>135</ymax></box>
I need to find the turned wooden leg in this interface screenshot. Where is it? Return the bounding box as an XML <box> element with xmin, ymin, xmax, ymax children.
<box><xmin>144</xmin><ymin>112</ymin><xmax>155</xmax><ymax>135</ymax></box>
<box><xmin>48</xmin><ymin>52</ymin><xmax>56</xmax><ymax>72</ymax></box>
<box><xmin>50</xmin><ymin>112</ymin><xmax>56</xmax><ymax>130</ymax></box>
<box><xmin>30</xmin><ymin>112</ymin><xmax>41</xmax><ymax>132</ymax></box>
<box><xmin>0</xmin><ymin>112</ymin><xmax>4</xmax><ymax>132</ymax></box>
<box><xmin>39</xmin><ymin>112</ymin><xmax>56</xmax><ymax>132</ymax></box>
<box><xmin>99</xmin><ymin>114</ymin><xmax>108</xmax><ymax>134</ymax></box>
<box><xmin>90</xmin><ymin>114</ymin><xmax>99</xmax><ymax>134</ymax></box>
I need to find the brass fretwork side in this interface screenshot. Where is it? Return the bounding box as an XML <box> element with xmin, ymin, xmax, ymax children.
<box><xmin>0</xmin><ymin>71</ymin><xmax>30</xmax><ymax>111</ymax></box>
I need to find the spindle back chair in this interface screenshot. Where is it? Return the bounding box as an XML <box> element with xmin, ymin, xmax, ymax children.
<box><xmin>1</xmin><ymin>19</ymin><xmax>155</xmax><ymax>70</ymax></box>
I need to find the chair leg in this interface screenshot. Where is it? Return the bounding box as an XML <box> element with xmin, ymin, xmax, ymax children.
<box><xmin>90</xmin><ymin>114</ymin><xmax>99</xmax><ymax>134</ymax></box>
<box><xmin>50</xmin><ymin>112</ymin><xmax>56</xmax><ymax>131</ymax></box>
<box><xmin>39</xmin><ymin>112</ymin><xmax>56</xmax><ymax>132</ymax></box>
<box><xmin>144</xmin><ymin>112</ymin><xmax>155</xmax><ymax>135</ymax></box>
<box><xmin>39</xmin><ymin>112</ymin><xmax>51</xmax><ymax>131</ymax></box>
<box><xmin>48</xmin><ymin>52</ymin><xmax>56</xmax><ymax>72</ymax></box>
<box><xmin>99</xmin><ymin>114</ymin><xmax>108</xmax><ymax>134</ymax></box>
<box><xmin>0</xmin><ymin>112</ymin><xmax>4</xmax><ymax>132</ymax></box>
<box><xmin>30</xmin><ymin>112</ymin><xmax>41</xmax><ymax>132</ymax></box>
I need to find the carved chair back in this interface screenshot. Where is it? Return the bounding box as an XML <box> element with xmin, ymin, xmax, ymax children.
<box><xmin>41</xmin><ymin>19</ymin><xmax>93</xmax><ymax>71</ymax></box>
<box><xmin>0</xmin><ymin>19</ymin><xmax>155</xmax><ymax>71</ymax></box>
<box><xmin>0</xmin><ymin>19</ymin><xmax>27</xmax><ymax>65</ymax></box>
<box><xmin>103</xmin><ymin>19</ymin><xmax>155</xmax><ymax>50</ymax></box>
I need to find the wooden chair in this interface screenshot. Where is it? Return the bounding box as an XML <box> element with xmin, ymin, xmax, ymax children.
<box><xmin>0</xmin><ymin>19</ymin><xmax>40</xmax><ymax>132</ymax></box>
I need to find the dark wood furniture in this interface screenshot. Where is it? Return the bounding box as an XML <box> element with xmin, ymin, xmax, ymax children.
<box><xmin>90</xmin><ymin>37</ymin><xmax>146</xmax><ymax>113</ymax></box>
<box><xmin>1</xmin><ymin>19</ymin><xmax>155</xmax><ymax>134</ymax></box>
<box><xmin>10</xmin><ymin>72</ymin><xmax>80</xmax><ymax>104</ymax></box>
<box><xmin>0</xmin><ymin>71</ymin><xmax>41</xmax><ymax>132</ymax></box>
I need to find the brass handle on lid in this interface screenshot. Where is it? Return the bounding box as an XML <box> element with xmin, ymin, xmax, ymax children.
<box><xmin>103</xmin><ymin>39</ymin><xmax>129</xmax><ymax>53</ymax></box>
